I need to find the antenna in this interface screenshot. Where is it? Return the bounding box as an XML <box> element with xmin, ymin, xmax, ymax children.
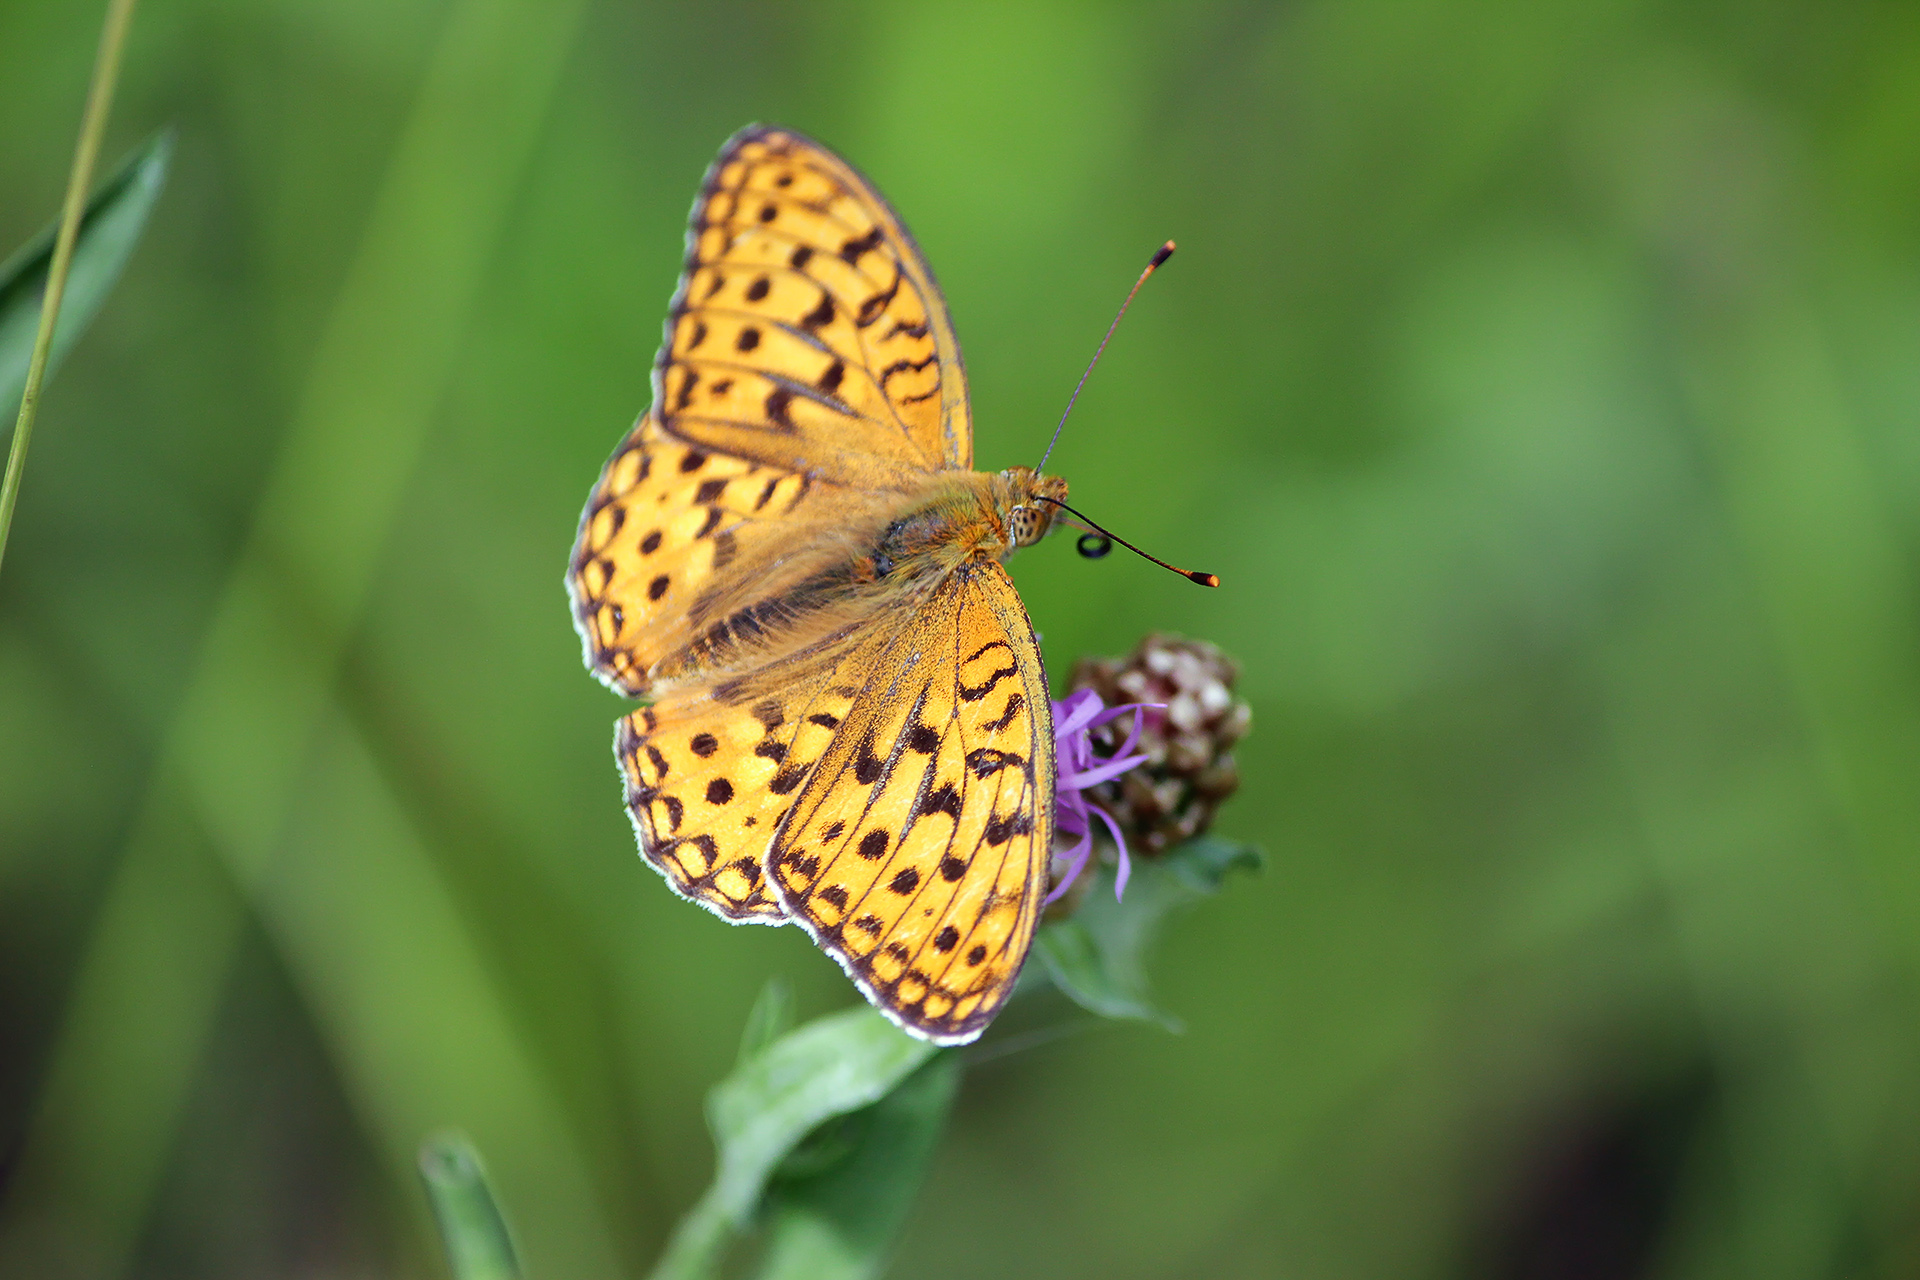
<box><xmin>1036</xmin><ymin>495</ymin><xmax>1218</xmax><ymax>587</ymax></box>
<box><xmin>1035</xmin><ymin>240</ymin><xmax>1175</xmax><ymax>474</ymax></box>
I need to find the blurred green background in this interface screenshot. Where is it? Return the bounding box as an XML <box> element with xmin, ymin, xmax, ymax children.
<box><xmin>5</xmin><ymin>0</ymin><xmax>1920</xmax><ymax>1276</ymax></box>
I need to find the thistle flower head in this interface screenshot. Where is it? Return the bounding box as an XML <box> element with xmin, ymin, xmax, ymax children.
<box><xmin>1068</xmin><ymin>634</ymin><xmax>1250</xmax><ymax>856</ymax></box>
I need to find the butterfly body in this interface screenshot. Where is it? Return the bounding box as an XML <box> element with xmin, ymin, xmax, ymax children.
<box><xmin>571</xmin><ymin>127</ymin><xmax>1067</xmax><ymax>1043</ymax></box>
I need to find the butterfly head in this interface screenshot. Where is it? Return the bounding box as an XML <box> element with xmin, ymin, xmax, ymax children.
<box><xmin>997</xmin><ymin>468</ymin><xmax>1070</xmax><ymax>549</ymax></box>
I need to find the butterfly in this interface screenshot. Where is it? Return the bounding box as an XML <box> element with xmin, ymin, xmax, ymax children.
<box><xmin>568</xmin><ymin>125</ymin><xmax>1080</xmax><ymax>1045</ymax></box>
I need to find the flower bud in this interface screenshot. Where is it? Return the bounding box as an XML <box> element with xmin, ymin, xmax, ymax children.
<box><xmin>1067</xmin><ymin>634</ymin><xmax>1248</xmax><ymax>855</ymax></box>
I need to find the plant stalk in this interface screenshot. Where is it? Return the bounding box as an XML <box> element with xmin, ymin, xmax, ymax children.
<box><xmin>0</xmin><ymin>0</ymin><xmax>140</xmax><ymax>579</ymax></box>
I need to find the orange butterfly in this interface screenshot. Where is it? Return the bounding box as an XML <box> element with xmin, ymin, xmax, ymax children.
<box><xmin>569</xmin><ymin>126</ymin><xmax>1134</xmax><ymax>1043</ymax></box>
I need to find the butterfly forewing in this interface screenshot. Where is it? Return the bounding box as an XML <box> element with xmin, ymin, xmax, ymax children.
<box><xmin>570</xmin><ymin>412</ymin><xmax>908</xmax><ymax>697</ymax></box>
<box><xmin>658</xmin><ymin>126</ymin><xmax>973</xmax><ymax>483</ymax></box>
<box><xmin>767</xmin><ymin>562</ymin><xmax>1054</xmax><ymax>1044</ymax></box>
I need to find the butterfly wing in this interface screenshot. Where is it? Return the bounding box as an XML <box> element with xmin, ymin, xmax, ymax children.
<box><xmin>610</xmin><ymin>619</ymin><xmax>901</xmax><ymax>924</ymax></box>
<box><xmin>570</xmin><ymin>411</ymin><xmax>905</xmax><ymax>698</ymax></box>
<box><xmin>573</xmin><ymin>126</ymin><xmax>1051</xmax><ymax>1033</ymax></box>
<box><xmin>766</xmin><ymin>559</ymin><xmax>1054</xmax><ymax>1044</ymax></box>
<box><xmin>656</xmin><ymin>125</ymin><xmax>973</xmax><ymax>485</ymax></box>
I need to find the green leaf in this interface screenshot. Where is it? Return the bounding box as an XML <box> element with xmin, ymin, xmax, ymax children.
<box><xmin>708</xmin><ymin>1007</ymin><xmax>937</xmax><ymax>1225</ymax></box>
<box><xmin>648</xmin><ymin>1006</ymin><xmax>938</xmax><ymax>1280</ymax></box>
<box><xmin>418</xmin><ymin>1133</ymin><xmax>523</xmax><ymax>1280</ymax></box>
<box><xmin>1037</xmin><ymin>835</ymin><xmax>1263</xmax><ymax>1028</ymax></box>
<box><xmin>0</xmin><ymin>131</ymin><xmax>172</xmax><ymax>419</ymax></box>
<box><xmin>753</xmin><ymin>1053</ymin><xmax>960</xmax><ymax>1280</ymax></box>
<box><xmin>737</xmin><ymin>977</ymin><xmax>797</xmax><ymax>1068</ymax></box>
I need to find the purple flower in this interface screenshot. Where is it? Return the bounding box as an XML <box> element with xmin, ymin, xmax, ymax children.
<box><xmin>1048</xmin><ymin>688</ymin><xmax>1155</xmax><ymax>904</ymax></box>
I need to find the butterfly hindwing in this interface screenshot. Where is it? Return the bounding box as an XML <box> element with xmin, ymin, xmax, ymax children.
<box><xmin>657</xmin><ymin>125</ymin><xmax>973</xmax><ymax>484</ymax></box>
<box><xmin>614</xmin><ymin>621</ymin><xmax>900</xmax><ymax>923</ymax></box>
<box><xmin>615</xmin><ymin>697</ymin><xmax>787</xmax><ymax>922</ymax></box>
<box><xmin>767</xmin><ymin>561</ymin><xmax>1054</xmax><ymax>1045</ymax></box>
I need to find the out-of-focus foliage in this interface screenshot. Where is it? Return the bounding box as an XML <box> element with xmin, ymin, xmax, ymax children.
<box><xmin>419</xmin><ymin>1134</ymin><xmax>522</xmax><ymax>1280</ymax></box>
<box><xmin>3</xmin><ymin>1</ymin><xmax>1919</xmax><ymax>1278</ymax></box>
<box><xmin>1039</xmin><ymin>836</ymin><xmax>1262</xmax><ymax>1028</ymax></box>
<box><xmin>0</xmin><ymin>132</ymin><xmax>171</xmax><ymax>423</ymax></box>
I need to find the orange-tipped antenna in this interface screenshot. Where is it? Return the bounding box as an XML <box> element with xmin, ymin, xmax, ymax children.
<box><xmin>1036</xmin><ymin>495</ymin><xmax>1219</xmax><ymax>587</ymax></box>
<box><xmin>1035</xmin><ymin>240</ymin><xmax>1176</xmax><ymax>474</ymax></box>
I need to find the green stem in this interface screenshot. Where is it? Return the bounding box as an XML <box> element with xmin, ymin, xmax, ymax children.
<box><xmin>646</xmin><ymin>1185</ymin><xmax>737</xmax><ymax>1280</ymax></box>
<box><xmin>0</xmin><ymin>0</ymin><xmax>139</xmax><ymax>580</ymax></box>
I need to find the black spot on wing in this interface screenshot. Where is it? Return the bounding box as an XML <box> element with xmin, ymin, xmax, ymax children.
<box><xmin>917</xmin><ymin>783</ymin><xmax>962</xmax><ymax>822</ymax></box>
<box><xmin>959</xmin><ymin>653</ymin><xmax>1018</xmax><ymax>703</ymax></box>
<box><xmin>839</xmin><ymin>226</ymin><xmax>884</xmax><ymax>263</ymax></box>
<box><xmin>856</xmin><ymin>269</ymin><xmax>903</xmax><ymax>327</ymax></box>
<box><xmin>983</xmin><ymin>810</ymin><xmax>1032</xmax><ymax>846</ymax></box>
<box><xmin>965</xmin><ymin>748</ymin><xmax>1024</xmax><ymax>778</ymax></box>
<box><xmin>800</xmin><ymin>291</ymin><xmax>833</xmax><ymax>330</ymax></box>
<box><xmin>854</xmin><ymin>735</ymin><xmax>885</xmax><ymax>785</ymax></box>
<box><xmin>982</xmin><ymin>693</ymin><xmax>1025</xmax><ymax>734</ymax></box>
<box><xmin>878</xmin><ymin>353</ymin><xmax>938</xmax><ymax>390</ymax></box>
<box><xmin>766</xmin><ymin>386</ymin><xmax>795</xmax><ymax>429</ymax></box>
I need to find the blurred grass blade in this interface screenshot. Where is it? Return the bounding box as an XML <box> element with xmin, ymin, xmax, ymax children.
<box><xmin>753</xmin><ymin>1053</ymin><xmax>961</xmax><ymax>1280</ymax></box>
<box><xmin>0</xmin><ymin>131</ymin><xmax>171</xmax><ymax>418</ymax></box>
<box><xmin>420</xmin><ymin>1134</ymin><xmax>522</xmax><ymax>1280</ymax></box>
<box><xmin>650</xmin><ymin>1007</ymin><xmax>939</xmax><ymax>1280</ymax></box>
<box><xmin>1037</xmin><ymin>836</ymin><xmax>1262</xmax><ymax>1026</ymax></box>
<box><xmin>0</xmin><ymin>0</ymin><xmax>592</xmax><ymax>1271</ymax></box>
